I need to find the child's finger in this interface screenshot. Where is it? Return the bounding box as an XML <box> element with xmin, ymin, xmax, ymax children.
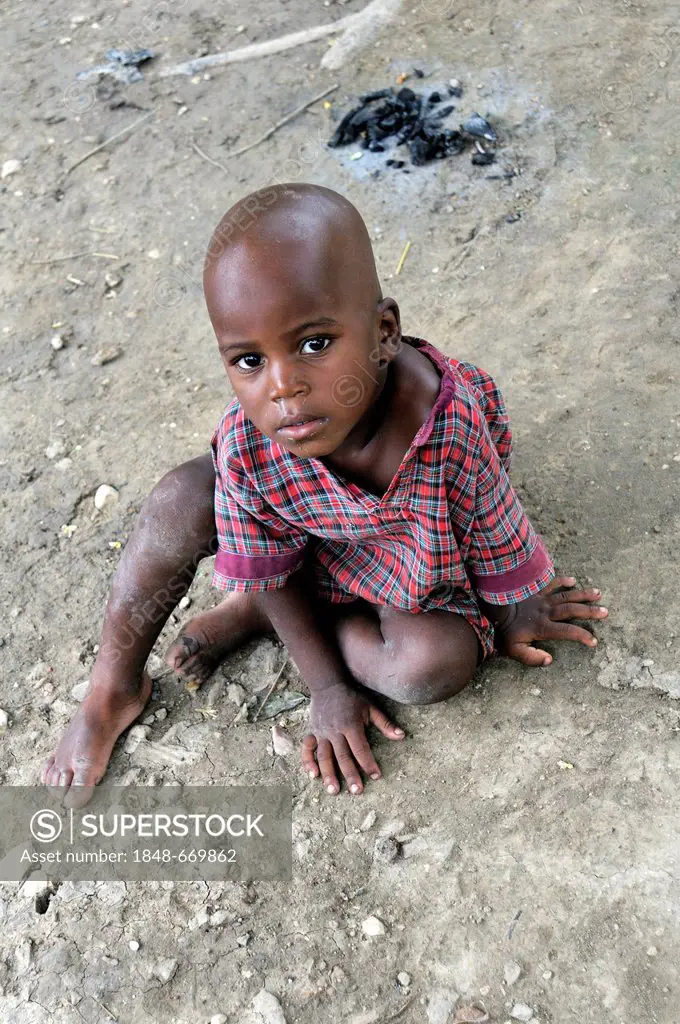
<box><xmin>550</xmin><ymin>587</ymin><xmax>603</xmax><ymax>605</ymax></box>
<box><xmin>508</xmin><ymin>642</ymin><xmax>552</xmax><ymax>667</ymax></box>
<box><xmin>549</xmin><ymin>602</ymin><xmax>608</xmax><ymax>622</ymax></box>
<box><xmin>316</xmin><ymin>737</ymin><xmax>341</xmax><ymax>795</ymax></box>
<box><xmin>368</xmin><ymin>705</ymin><xmax>406</xmax><ymax>741</ymax></box>
<box><xmin>543</xmin><ymin>576</ymin><xmax>578</xmax><ymax>594</ymax></box>
<box><xmin>543</xmin><ymin>621</ymin><xmax>598</xmax><ymax>647</ymax></box>
<box><xmin>330</xmin><ymin>735</ymin><xmax>365</xmax><ymax>795</ymax></box>
<box><xmin>345</xmin><ymin>727</ymin><xmax>382</xmax><ymax>781</ymax></box>
<box><xmin>301</xmin><ymin>733</ymin><xmax>320</xmax><ymax>780</ymax></box>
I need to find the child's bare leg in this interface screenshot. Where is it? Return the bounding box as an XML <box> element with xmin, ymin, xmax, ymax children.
<box><xmin>40</xmin><ymin>455</ymin><xmax>254</xmax><ymax>805</ymax></box>
<box><xmin>332</xmin><ymin>603</ymin><xmax>480</xmax><ymax>705</ymax></box>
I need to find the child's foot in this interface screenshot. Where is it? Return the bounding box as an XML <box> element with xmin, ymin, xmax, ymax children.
<box><xmin>165</xmin><ymin>593</ymin><xmax>271</xmax><ymax>684</ymax></box>
<box><xmin>41</xmin><ymin>673</ymin><xmax>152</xmax><ymax>808</ymax></box>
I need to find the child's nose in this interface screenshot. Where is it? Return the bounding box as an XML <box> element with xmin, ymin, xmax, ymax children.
<box><xmin>269</xmin><ymin>361</ymin><xmax>309</xmax><ymax>401</ymax></box>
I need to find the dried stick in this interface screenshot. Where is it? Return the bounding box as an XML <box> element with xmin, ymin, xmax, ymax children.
<box><xmin>161</xmin><ymin>25</ymin><xmax>344</xmax><ymax>78</ymax></box>
<box><xmin>395</xmin><ymin>240</ymin><xmax>412</xmax><ymax>276</ymax></box>
<box><xmin>65</xmin><ymin>112</ymin><xmax>153</xmax><ymax>175</ymax></box>
<box><xmin>191</xmin><ymin>142</ymin><xmax>228</xmax><ymax>173</ymax></box>
<box><xmin>30</xmin><ymin>251</ymin><xmax>120</xmax><ymax>265</ymax></box>
<box><xmin>226</xmin><ymin>84</ymin><xmax>337</xmax><ymax>158</ymax></box>
<box><xmin>160</xmin><ymin>0</ymin><xmax>401</xmax><ymax>77</ymax></box>
<box><xmin>252</xmin><ymin>659</ymin><xmax>289</xmax><ymax>723</ymax></box>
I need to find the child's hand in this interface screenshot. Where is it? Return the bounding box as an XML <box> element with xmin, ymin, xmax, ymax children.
<box><xmin>302</xmin><ymin>682</ymin><xmax>405</xmax><ymax>795</ymax></box>
<box><xmin>492</xmin><ymin>576</ymin><xmax>608</xmax><ymax>667</ymax></box>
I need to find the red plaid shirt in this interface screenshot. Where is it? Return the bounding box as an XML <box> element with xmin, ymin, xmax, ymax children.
<box><xmin>211</xmin><ymin>337</ymin><xmax>554</xmax><ymax>657</ymax></box>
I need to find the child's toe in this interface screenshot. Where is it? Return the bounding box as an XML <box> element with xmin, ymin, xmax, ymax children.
<box><xmin>40</xmin><ymin>756</ymin><xmax>55</xmax><ymax>785</ymax></box>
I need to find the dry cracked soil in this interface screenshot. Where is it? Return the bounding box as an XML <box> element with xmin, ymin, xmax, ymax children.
<box><xmin>1</xmin><ymin>0</ymin><xmax>680</xmax><ymax>1021</ymax></box>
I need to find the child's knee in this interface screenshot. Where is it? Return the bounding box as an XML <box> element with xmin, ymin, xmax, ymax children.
<box><xmin>144</xmin><ymin>456</ymin><xmax>216</xmax><ymax>543</ymax></box>
<box><xmin>386</xmin><ymin>635</ymin><xmax>478</xmax><ymax>706</ymax></box>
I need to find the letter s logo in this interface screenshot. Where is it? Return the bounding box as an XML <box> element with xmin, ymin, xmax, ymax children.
<box><xmin>30</xmin><ymin>809</ymin><xmax>63</xmax><ymax>843</ymax></box>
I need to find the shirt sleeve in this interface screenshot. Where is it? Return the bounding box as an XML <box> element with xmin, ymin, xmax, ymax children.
<box><xmin>211</xmin><ymin>437</ymin><xmax>308</xmax><ymax>593</ymax></box>
<box><xmin>457</xmin><ymin>361</ymin><xmax>513</xmax><ymax>470</ymax></box>
<box><xmin>465</xmin><ymin>409</ymin><xmax>554</xmax><ymax>605</ymax></box>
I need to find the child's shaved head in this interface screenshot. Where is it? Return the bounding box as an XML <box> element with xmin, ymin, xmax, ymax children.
<box><xmin>203</xmin><ymin>183</ymin><xmax>382</xmax><ymax>322</ymax></box>
<box><xmin>204</xmin><ymin>183</ymin><xmax>401</xmax><ymax>459</ymax></box>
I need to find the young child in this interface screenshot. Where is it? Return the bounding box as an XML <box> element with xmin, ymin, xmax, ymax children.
<box><xmin>42</xmin><ymin>184</ymin><xmax>607</xmax><ymax>806</ymax></box>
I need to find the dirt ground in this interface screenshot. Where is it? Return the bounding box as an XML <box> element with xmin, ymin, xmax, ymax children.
<box><xmin>2</xmin><ymin>0</ymin><xmax>680</xmax><ymax>1020</ymax></box>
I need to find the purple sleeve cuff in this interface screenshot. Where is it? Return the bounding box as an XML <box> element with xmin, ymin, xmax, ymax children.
<box><xmin>471</xmin><ymin>537</ymin><xmax>553</xmax><ymax>598</ymax></box>
<box><xmin>214</xmin><ymin>547</ymin><xmax>305</xmax><ymax>582</ymax></box>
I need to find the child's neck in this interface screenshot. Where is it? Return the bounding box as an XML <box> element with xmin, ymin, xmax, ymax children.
<box><xmin>322</xmin><ymin>342</ymin><xmax>441</xmax><ymax>496</ymax></box>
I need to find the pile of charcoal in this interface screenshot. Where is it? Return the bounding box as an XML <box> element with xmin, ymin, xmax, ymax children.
<box><xmin>328</xmin><ymin>81</ymin><xmax>497</xmax><ymax>168</ymax></box>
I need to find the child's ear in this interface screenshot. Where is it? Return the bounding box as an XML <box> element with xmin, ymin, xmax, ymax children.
<box><xmin>376</xmin><ymin>297</ymin><xmax>401</xmax><ymax>365</ymax></box>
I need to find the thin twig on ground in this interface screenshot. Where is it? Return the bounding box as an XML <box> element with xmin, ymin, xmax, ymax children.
<box><xmin>395</xmin><ymin>240</ymin><xmax>412</xmax><ymax>275</ymax></box>
<box><xmin>225</xmin><ymin>83</ymin><xmax>338</xmax><ymax>158</ymax></box>
<box><xmin>191</xmin><ymin>142</ymin><xmax>228</xmax><ymax>173</ymax></box>
<box><xmin>65</xmin><ymin>112</ymin><xmax>153</xmax><ymax>175</ymax></box>
<box><xmin>30</xmin><ymin>252</ymin><xmax>121</xmax><ymax>265</ymax></box>
<box><xmin>252</xmin><ymin>659</ymin><xmax>289</xmax><ymax>722</ymax></box>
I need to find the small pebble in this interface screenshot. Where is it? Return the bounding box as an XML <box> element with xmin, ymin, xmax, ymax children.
<box><xmin>359</xmin><ymin>809</ymin><xmax>377</xmax><ymax>831</ymax></box>
<box><xmin>647</xmin><ymin>945</ymin><xmax>658</xmax><ymax>956</ymax></box>
<box><xmin>1</xmin><ymin>159</ymin><xmax>21</xmax><ymax>179</ymax></box>
<box><xmin>397</xmin><ymin>971</ymin><xmax>411</xmax><ymax>987</ymax></box>
<box><xmin>70</xmin><ymin>681</ymin><xmax>89</xmax><ymax>702</ymax></box>
<box><xmin>504</xmin><ymin>961</ymin><xmax>522</xmax><ymax>986</ymax></box>
<box><xmin>104</xmin><ymin>272</ymin><xmax>122</xmax><ymax>290</ymax></box>
<box><xmin>147</xmin><ymin>249</ymin><xmax>160</xmax><ymax>259</ymax></box>
<box><xmin>272</xmin><ymin>725</ymin><xmax>294</xmax><ymax>758</ymax></box>
<box><xmin>510</xmin><ymin>1004</ymin><xmax>534</xmax><ymax>1022</ymax></box>
<box><xmin>91</xmin><ymin>346</ymin><xmax>122</xmax><ymax>366</ymax></box>
<box><xmin>236</xmin><ymin>932</ymin><xmax>250</xmax><ymax>947</ymax></box>
<box><xmin>226</xmin><ymin>683</ymin><xmax>247</xmax><ymax>705</ymax></box>
<box><xmin>427</xmin><ymin>987</ymin><xmax>459</xmax><ymax>1024</ymax></box>
<box><xmin>530</xmin><ymin>687</ymin><xmax>542</xmax><ymax>696</ymax></box>
<box><xmin>178</xmin><ymin>595</ymin><xmax>192</xmax><ymax>610</ymax></box>
<box><xmin>455</xmin><ymin>1006</ymin><xmax>488</xmax><ymax>1022</ymax></box>
<box><xmin>641</xmin><ymin>659</ymin><xmax>654</xmax><ymax>668</ymax></box>
<box><xmin>542</xmin><ymin>970</ymin><xmax>553</xmax><ymax>980</ymax></box>
<box><xmin>155</xmin><ymin>707</ymin><xmax>168</xmax><ymax>721</ymax></box>
<box><xmin>209</xmin><ymin>1016</ymin><xmax>227</xmax><ymax>1024</ymax></box>
<box><xmin>153</xmin><ymin>957</ymin><xmax>178</xmax><ymax>984</ymax></box>
<box><xmin>0</xmin><ymin>709</ymin><xmax>9</xmax><ymax>730</ymax></box>
<box><xmin>94</xmin><ymin>484</ymin><xmax>119</xmax><ymax>512</ymax></box>
<box><xmin>19</xmin><ymin>880</ymin><xmax>50</xmax><ymax>899</ymax></box>
<box><xmin>123</xmin><ymin>724</ymin><xmax>150</xmax><ymax>754</ymax></box>
<box><xmin>128</xmin><ymin>940</ymin><xmax>140</xmax><ymax>951</ymax></box>
<box><xmin>251</xmin><ymin>989</ymin><xmax>287</xmax><ymax>1024</ymax></box>
<box><xmin>45</xmin><ymin>440</ymin><xmax>66</xmax><ymax>460</ymax></box>
<box><xmin>50</xmin><ymin>333</ymin><xmax>66</xmax><ymax>351</ymax></box>
<box><xmin>362</xmin><ymin>915</ymin><xmax>386</xmax><ymax>937</ymax></box>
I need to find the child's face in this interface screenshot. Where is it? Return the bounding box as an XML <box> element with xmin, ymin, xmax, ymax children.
<box><xmin>207</xmin><ymin>238</ymin><xmax>400</xmax><ymax>458</ymax></box>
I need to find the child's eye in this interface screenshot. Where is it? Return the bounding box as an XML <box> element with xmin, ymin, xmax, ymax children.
<box><xmin>300</xmin><ymin>335</ymin><xmax>333</xmax><ymax>355</ymax></box>
<box><xmin>234</xmin><ymin>353</ymin><xmax>263</xmax><ymax>370</ymax></box>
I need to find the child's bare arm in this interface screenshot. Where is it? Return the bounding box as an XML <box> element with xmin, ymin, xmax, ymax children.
<box><xmin>258</xmin><ymin>575</ymin><xmax>404</xmax><ymax>795</ymax></box>
<box><xmin>481</xmin><ymin>577</ymin><xmax>608</xmax><ymax>666</ymax></box>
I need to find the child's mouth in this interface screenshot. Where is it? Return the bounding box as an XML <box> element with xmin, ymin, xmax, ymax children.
<box><xmin>276</xmin><ymin>416</ymin><xmax>328</xmax><ymax>442</ymax></box>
